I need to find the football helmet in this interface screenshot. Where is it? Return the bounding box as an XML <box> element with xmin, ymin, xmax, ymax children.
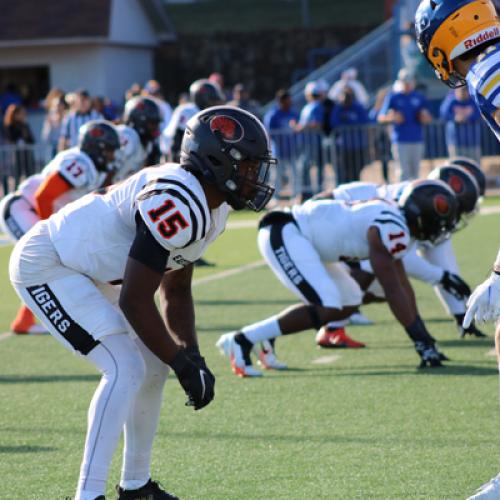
<box><xmin>415</xmin><ymin>0</ymin><xmax>500</xmax><ymax>87</ymax></box>
<box><xmin>189</xmin><ymin>79</ymin><xmax>225</xmax><ymax>110</ymax></box>
<box><xmin>123</xmin><ymin>96</ymin><xmax>161</xmax><ymax>144</ymax></box>
<box><xmin>398</xmin><ymin>179</ymin><xmax>459</xmax><ymax>243</ymax></box>
<box><xmin>428</xmin><ymin>164</ymin><xmax>480</xmax><ymax>226</ymax></box>
<box><xmin>449</xmin><ymin>156</ymin><xmax>486</xmax><ymax>196</ymax></box>
<box><xmin>180</xmin><ymin>106</ymin><xmax>277</xmax><ymax>211</ymax></box>
<box><xmin>78</xmin><ymin>120</ymin><xmax>121</xmax><ymax>171</ymax></box>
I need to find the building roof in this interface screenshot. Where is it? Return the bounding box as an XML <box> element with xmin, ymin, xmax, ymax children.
<box><xmin>0</xmin><ymin>0</ymin><xmax>112</xmax><ymax>41</ymax></box>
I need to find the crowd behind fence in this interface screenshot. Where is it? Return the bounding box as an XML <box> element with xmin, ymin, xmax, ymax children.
<box><xmin>1</xmin><ymin>121</ymin><xmax>498</xmax><ymax>199</ymax></box>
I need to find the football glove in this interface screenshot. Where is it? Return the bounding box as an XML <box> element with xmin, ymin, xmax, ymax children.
<box><xmin>440</xmin><ymin>271</ymin><xmax>471</xmax><ymax>300</ymax></box>
<box><xmin>169</xmin><ymin>349</ymin><xmax>215</xmax><ymax>411</ymax></box>
<box><xmin>463</xmin><ymin>273</ymin><xmax>500</xmax><ymax>327</ymax></box>
<box><xmin>414</xmin><ymin>341</ymin><xmax>443</xmax><ymax>368</ymax></box>
<box><xmin>454</xmin><ymin>314</ymin><xmax>487</xmax><ymax>338</ymax></box>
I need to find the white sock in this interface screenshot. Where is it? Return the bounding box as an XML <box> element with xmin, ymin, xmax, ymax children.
<box><xmin>120</xmin><ymin>478</ymin><xmax>149</xmax><ymax>490</ymax></box>
<box><xmin>241</xmin><ymin>316</ymin><xmax>281</xmax><ymax>343</ymax></box>
<box><xmin>327</xmin><ymin>319</ymin><xmax>348</xmax><ymax>329</ymax></box>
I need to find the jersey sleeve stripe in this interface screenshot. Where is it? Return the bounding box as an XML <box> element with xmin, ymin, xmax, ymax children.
<box><xmin>380</xmin><ymin>210</ymin><xmax>407</xmax><ymax>225</ymax></box>
<box><xmin>480</xmin><ymin>72</ymin><xmax>500</xmax><ymax>99</ymax></box>
<box><xmin>373</xmin><ymin>218</ymin><xmax>408</xmax><ymax>232</ymax></box>
<box><xmin>151</xmin><ymin>178</ymin><xmax>209</xmax><ymax>238</ymax></box>
<box><xmin>137</xmin><ymin>188</ymin><xmax>199</xmax><ymax>246</ymax></box>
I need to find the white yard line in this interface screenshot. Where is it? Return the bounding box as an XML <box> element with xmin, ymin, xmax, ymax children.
<box><xmin>481</xmin><ymin>206</ymin><xmax>500</xmax><ymax>215</ymax></box>
<box><xmin>192</xmin><ymin>260</ymin><xmax>265</xmax><ymax>287</ymax></box>
<box><xmin>312</xmin><ymin>354</ymin><xmax>341</xmax><ymax>364</ymax></box>
<box><xmin>0</xmin><ymin>332</ymin><xmax>13</xmax><ymax>342</ymax></box>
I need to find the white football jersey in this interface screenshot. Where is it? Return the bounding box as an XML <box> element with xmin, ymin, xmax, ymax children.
<box><xmin>292</xmin><ymin>198</ymin><xmax>410</xmax><ymax>262</ymax></box>
<box><xmin>47</xmin><ymin>164</ymin><xmax>230</xmax><ymax>283</ymax></box>
<box><xmin>333</xmin><ymin>181</ymin><xmax>409</xmax><ymax>203</ymax></box>
<box><xmin>115</xmin><ymin>124</ymin><xmax>147</xmax><ymax>181</ymax></box>
<box><xmin>161</xmin><ymin>103</ymin><xmax>199</xmax><ymax>153</ymax></box>
<box><xmin>17</xmin><ymin>147</ymin><xmax>104</xmax><ymax>212</ymax></box>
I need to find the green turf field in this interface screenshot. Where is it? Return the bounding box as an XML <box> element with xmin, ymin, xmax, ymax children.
<box><xmin>0</xmin><ymin>204</ymin><xmax>499</xmax><ymax>499</ymax></box>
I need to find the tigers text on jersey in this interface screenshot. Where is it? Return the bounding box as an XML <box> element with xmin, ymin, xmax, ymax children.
<box><xmin>116</xmin><ymin>124</ymin><xmax>147</xmax><ymax>181</ymax></box>
<box><xmin>291</xmin><ymin>198</ymin><xmax>410</xmax><ymax>262</ymax></box>
<box><xmin>46</xmin><ymin>164</ymin><xmax>229</xmax><ymax>283</ymax></box>
<box><xmin>17</xmin><ymin>147</ymin><xmax>104</xmax><ymax>211</ymax></box>
<box><xmin>467</xmin><ymin>42</ymin><xmax>500</xmax><ymax>141</ymax></box>
<box><xmin>333</xmin><ymin>181</ymin><xmax>409</xmax><ymax>203</ymax></box>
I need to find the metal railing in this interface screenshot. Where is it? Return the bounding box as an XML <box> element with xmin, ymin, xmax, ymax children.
<box><xmin>0</xmin><ymin>143</ymin><xmax>52</xmax><ymax>196</ymax></box>
<box><xmin>268</xmin><ymin>120</ymin><xmax>499</xmax><ymax>200</ymax></box>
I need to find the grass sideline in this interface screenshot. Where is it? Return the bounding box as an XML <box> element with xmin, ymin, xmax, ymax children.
<box><xmin>0</xmin><ymin>208</ymin><xmax>499</xmax><ymax>499</ymax></box>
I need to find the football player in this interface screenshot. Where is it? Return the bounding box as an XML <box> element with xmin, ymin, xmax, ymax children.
<box><xmin>216</xmin><ymin>180</ymin><xmax>458</xmax><ymax>377</ymax></box>
<box><xmin>115</xmin><ymin>96</ymin><xmax>162</xmax><ymax>180</ymax></box>
<box><xmin>9</xmin><ymin>106</ymin><xmax>276</xmax><ymax>500</ymax></box>
<box><xmin>0</xmin><ymin>120</ymin><xmax>121</xmax><ymax>334</ymax></box>
<box><xmin>327</xmin><ymin>163</ymin><xmax>485</xmax><ymax>341</ymax></box>
<box><xmin>161</xmin><ymin>78</ymin><xmax>225</xmax><ymax>163</ymax></box>
<box><xmin>415</xmin><ymin>0</ymin><xmax>500</xmax><ymax>140</ymax></box>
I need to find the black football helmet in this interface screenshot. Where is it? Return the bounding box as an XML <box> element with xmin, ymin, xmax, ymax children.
<box><xmin>448</xmin><ymin>157</ymin><xmax>486</xmax><ymax>196</ymax></box>
<box><xmin>398</xmin><ymin>179</ymin><xmax>458</xmax><ymax>243</ymax></box>
<box><xmin>180</xmin><ymin>106</ymin><xmax>277</xmax><ymax>211</ymax></box>
<box><xmin>123</xmin><ymin>96</ymin><xmax>162</xmax><ymax>144</ymax></box>
<box><xmin>78</xmin><ymin>120</ymin><xmax>121</xmax><ymax>172</ymax></box>
<box><xmin>428</xmin><ymin>164</ymin><xmax>480</xmax><ymax>227</ymax></box>
<box><xmin>189</xmin><ymin>79</ymin><xmax>225</xmax><ymax>110</ymax></box>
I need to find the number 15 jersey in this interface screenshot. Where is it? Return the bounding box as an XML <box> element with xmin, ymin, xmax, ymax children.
<box><xmin>47</xmin><ymin>164</ymin><xmax>230</xmax><ymax>283</ymax></box>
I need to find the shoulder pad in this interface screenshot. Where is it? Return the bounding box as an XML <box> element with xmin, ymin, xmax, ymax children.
<box><xmin>56</xmin><ymin>150</ymin><xmax>94</xmax><ymax>188</ymax></box>
<box><xmin>371</xmin><ymin>206</ymin><xmax>410</xmax><ymax>259</ymax></box>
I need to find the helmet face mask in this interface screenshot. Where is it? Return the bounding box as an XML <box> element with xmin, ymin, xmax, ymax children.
<box><xmin>415</xmin><ymin>0</ymin><xmax>500</xmax><ymax>87</ymax></box>
<box><xmin>181</xmin><ymin>106</ymin><xmax>277</xmax><ymax>212</ymax></box>
<box><xmin>398</xmin><ymin>179</ymin><xmax>459</xmax><ymax>243</ymax></box>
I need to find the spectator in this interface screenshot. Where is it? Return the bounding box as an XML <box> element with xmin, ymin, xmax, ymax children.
<box><xmin>92</xmin><ymin>95</ymin><xmax>119</xmax><ymax>121</ymax></box>
<box><xmin>41</xmin><ymin>95</ymin><xmax>68</xmax><ymax>159</ymax></box>
<box><xmin>369</xmin><ymin>86</ymin><xmax>392</xmax><ymax>182</ymax></box>
<box><xmin>209</xmin><ymin>72</ymin><xmax>232</xmax><ymax>101</ymax></box>
<box><xmin>330</xmin><ymin>85</ymin><xmax>369</xmax><ymax>184</ymax></box>
<box><xmin>141</xmin><ymin>79</ymin><xmax>172</xmax><ymax>131</ymax></box>
<box><xmin>228</xmin><ymin>83</ymin><xmax>261</xmax><ymax>118</ymax></box>
<box><xmin>125</xmin><ymin>82</ymin><xmax>142</xmax><ymax>102</ymax></box>
<box><xmin>295</xmin><ymin>81</ymin><xmax>327</xmax><ymax>200</ymax></box>
<box><xmin>263</xmin><ymin>89</ymin><xmax>300</xmax><ymax>199</ymax></box>
<box><xmin>0</xmin><ymin>83</ymin><xmax>22</xmax><ymax>115</ymax></box>
<box><xmin>439</xmin><ymin>87</ymin><xmax>481</xmax><ymax>164</ymax></box>
<box><xmin>329</xmin><ymin>68</ymin><xmax>369</xmax><ymax>107</ymax></box>
<box><xmin>3</xmin><ymin>103</ymin><xmax>36</xmax><ymax>186</ymax></box>
<box><xmin>378</xmin><ymin>69</ymin><xmax>432</xmax><ymax>181</ymax></box>
<box><xmin>58</xmin><ymin>89</ymin><xmax>103</xmax><ymax>151</ymax></box>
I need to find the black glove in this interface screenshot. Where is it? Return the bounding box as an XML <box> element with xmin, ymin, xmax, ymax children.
<box><xmin>414</xmin><ymin>341</ymin><xmax>443</xmax><ymax>368</ymax></box>
<box><xmin>454</xmin><ymin>314</ymin><xmax>488</xmax><ymax>338</ymax></box>
<box><xmin>185</xmin><ymin>345</ymin><xmax>216</xmax><ymax>386</ymax></box>
<box><xmin>169</xmin><ymin>349</ymin><xmax>215</xmax><ymax>410</ymax></box>
<box><xmin>440</xmin><ymin>272</ymin><xmax>471</xmax><ymax>300</ymax></box>
<box><xmin>405</xmin><ymin>316</ymin><xmax>448</xmax><ymax>367</ymax></box>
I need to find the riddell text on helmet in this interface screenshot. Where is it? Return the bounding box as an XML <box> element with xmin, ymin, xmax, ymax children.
<box><xmin>464</xmin><ymin>27</ymin><xmax>500</xmax><ymax>50</ymax></box>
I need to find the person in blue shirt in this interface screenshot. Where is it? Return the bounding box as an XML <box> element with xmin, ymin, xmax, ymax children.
<box><xmin>330</xmin><ymin>85</ymin><xmax>369</xmax><ymax>183</ymax></box>
<box><xmin>440</xmin><ymin>87</ymin><xmax>481</xmax><ymax>163</ymax></box>
<box><xmin>264</xmin><ymin>89</ymin><xmax>299</xmax><ymax>199</ymax></box>
<box><xmin>295</xmin><ymin>81</ymin><xmax>327</xmax><ymax>200</ymax></box>
<box><xmin>378</xmin><ymin>69</ymin><xmax>433</xmax><ymax>181</ymax></box>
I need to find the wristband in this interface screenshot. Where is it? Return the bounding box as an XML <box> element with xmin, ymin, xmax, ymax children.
<box><xmin>168</xmin><ymin>349</ymin><xmax>188</xmax><ymax>373</ymax></box>
<box><xmin>185</xmin><ymin>345</ymin><xmax>201</xmax><ymax>357</ymax></box>
<box><xmin>405</xmin><ymin>315</ymin><xmax>434</xmax><ymax>344</ymax></box>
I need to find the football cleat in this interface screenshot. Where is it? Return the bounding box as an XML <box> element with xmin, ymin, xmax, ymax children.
<box><xmin>348</xmin><ymin>312</ymin><xmax>374</xmax><ymax>326</ymax></box>
<box><xmin>315</xmin><ymin>327</ymin><xmax>366</xmax><ymax>348</ymax></box>
<box><xmin>116</xmin><ymin>479</ymin><xmax>179</xmax><ymax>499</ymax></box>
<box><xmin>256</xmin><ymin>340</ymin><xmax>288</xmax><ymax>370</ymax></box>
<box><xmin>467</xmin><ymin>472</ymin><xmax>500</xmax><ymax>499</ymax></box>
<box><xmin>215</xmin><ymin>332</ymin><xmax>262</xmax><ymax>377</ymax></box>
<box><xmin>12</xmin><ymin>323</ymin><xmax>48</xmax><ymax>335</ymax></box>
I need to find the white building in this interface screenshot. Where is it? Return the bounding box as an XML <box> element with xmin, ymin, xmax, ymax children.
<box><xmin>0</xmin><ymin>0</ymin><xmax>175</xmax><ymax>104</ymax></box>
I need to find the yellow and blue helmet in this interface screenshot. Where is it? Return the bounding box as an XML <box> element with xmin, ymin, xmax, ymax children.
<box><xmin>415</xmin><ymin>0</ymin><xmax>500</xmax><ymax>87</ymax></box>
